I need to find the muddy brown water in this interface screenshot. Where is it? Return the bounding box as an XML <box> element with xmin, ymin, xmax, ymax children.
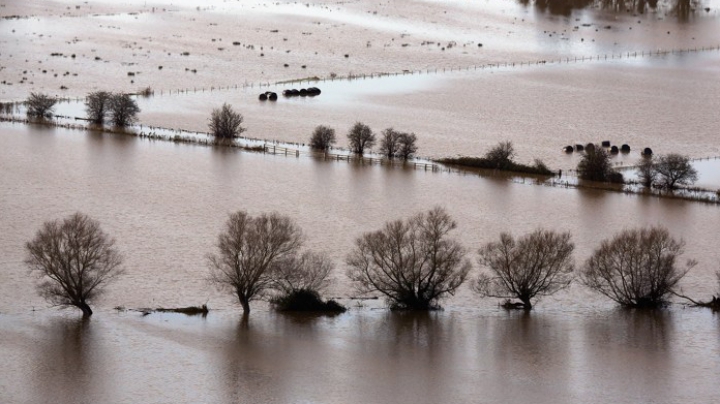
<box><xmin>2</xmin><ymin>1</ymin><xmax>720</xmax><ymax>403</ymax></box>
<box><xmin>1</xmin><ymin>121</ymin><xmax>719</xmax><ymax>404</ymax></box>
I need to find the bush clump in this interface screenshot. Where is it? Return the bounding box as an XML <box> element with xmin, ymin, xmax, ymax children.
<box><xmin>271</xmin><ymin>289</ymin><xmax>346</xmax><ymax>313</ymax></box>
<box><xmin>581</xmin><ymin>226</ymin><xmax>695</xmax><ymax>308</ymax></box>
<box><xmin>26</xmin><ymin>92</ymin><xmax>57</xmax><ymax>119</ymax></box>
<box><xmin>577</xmin><ymin>145</ymin><xmax>623</xmax><ymax>183</ymax></box>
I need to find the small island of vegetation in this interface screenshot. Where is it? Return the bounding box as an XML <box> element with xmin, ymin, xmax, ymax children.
<box><xmin>436</xmin><ymin>141</ymin><xmax>555</xmax><ymax>176</ymax></box>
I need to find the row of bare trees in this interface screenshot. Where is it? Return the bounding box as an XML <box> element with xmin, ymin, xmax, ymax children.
<box><xmin>310</xmin><ymin>122</ymin><xmax>418</xmax><ymax>159</ymax></box>
<box><xmin>205</xmin><ymin>105</ymin><xmax>419</xmax><ymax>160</ymax></box>
<box><xmin>25</xmin><ymin>91</ymin><xmax>141</xmax><ymax>127</ymax></box>
<box><xmin>24</xmin><ymin>210</ymin><xmax>716</xmax><ymax>317</ymax></box>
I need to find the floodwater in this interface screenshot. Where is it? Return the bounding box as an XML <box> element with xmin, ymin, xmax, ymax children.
<box><xmin>2</xmin><ymin>0</ymin><xmax>720</xmax><ymax>403</ymax></box>
<box><xmin>1</xmin><ymin>121</ymin><xmax>720</xmax><ymax>404</ymax></box>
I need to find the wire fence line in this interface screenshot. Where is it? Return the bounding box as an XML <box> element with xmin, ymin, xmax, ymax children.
<box><xmin>144</xmin><ymin>44</ymin><xmax>720</xmax><ymax>96</ymax></box>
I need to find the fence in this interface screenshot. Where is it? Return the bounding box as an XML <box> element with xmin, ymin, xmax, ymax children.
<box><xmin>146</xmin><ymin>44</ymin><xmax>720</xmax><ymax>96</ymax></box>
<box><xmin>261</xmin><ymin>144</ymin><xmax>440</xmax><ymax>172</ymax></box>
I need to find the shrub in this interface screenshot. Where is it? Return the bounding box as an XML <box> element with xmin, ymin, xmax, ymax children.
<box><xmin>475</xmin><ymin>229</ymin><xmax>575</xmax><ymax>310</ymax></box>
<box><xmin>347</xmin><ymin>207</ymin><xmax>471</xmax><ymax>310</ymax></box>
<box><xmin>309</xmin><ymin>125</ymin><xmax>336</xmax><ymax>150</ymax></box>
<box><xmin>26</xmin><ymin>92</ymin><xmax>56</xmax><ymax>119</ymax></box>
<box><xmin>581</xmin><ymin>226</ymin><xmax>695</xmax><ymax>308</ymax></box>
<box><xmin>655</xmin><ymin>153</ymin><xmax>698</xmax><ymax>189</ymax></box>
<box><xmin>577</xmin><ymin>145</ymin><xmax>620</xmax><ymax>182</ymax></box>
<box><xmin>347</xmin><ymin>122</ymin><xmax>375</xmax><ymax>155</ymax></box>
<box><xmin>397</xmin><ymin>132</ymin><xmax>418</xmax><ymax>160</ymax></box>
<box><xmin>379</xmin><ymin>128</ymin><xmax>401</xmax><ymax>158</ymax></box>
<box><xmin>209</xmin><ymin>103</ymin><xmax>246</xmax><ymax>139</ymax></box>
<box><xmin>270</xmin><ymin>289</ymin><xmax>346</xmax><ymax>313</ymax></box>
<box><xmin>637</xmin><ymin>157</ymin><xmax>657</xmax><ymax>188</ymax></box>
<box><xmin>484</xmin><ymin>141</ymin><xmax>515</xmax><ymax>169</ymax></box>
<box><xmin>108</xmin><ymin>93</ymin><xmax>140</xmax><ymax>127</ymax></box>
<box><xmin>85</xmin><ymin>91</ymin><xmax>112</xmax><ymax>124</ymax></box>
<box><xmin>577</xmin><ymin>146</ymin><xmax>601</xmax><ymax>179</ymax></box>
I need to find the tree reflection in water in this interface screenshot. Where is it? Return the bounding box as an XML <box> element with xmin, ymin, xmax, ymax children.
<box><xmin>33</xmin><ymin>317</ymin><xmax>104</xmax><ymax>404</ymax></box>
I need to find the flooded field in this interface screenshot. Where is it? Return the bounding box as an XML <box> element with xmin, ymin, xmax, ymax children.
<box><xmin>2</xmin><ymin>122</ymin><xmax>720</xmax><ymax>404</ymax></box>
<box><xmin>2</xmin><ymin>1</ymin><xmax>720</xmax><ymax>403</ymax></box>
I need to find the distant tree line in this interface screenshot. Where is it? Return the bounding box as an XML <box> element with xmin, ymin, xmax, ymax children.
<box><xmin>24</xmin><ymin>94</ymin><xmax>701</xmax><ymax>195</ymax></box>
<box><xmin>24</xmin><ymin>209</ymin><xmax>718</xmax><ymax>317</ymax></box>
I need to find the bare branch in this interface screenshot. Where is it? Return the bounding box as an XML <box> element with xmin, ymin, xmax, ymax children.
<box><xmin>24</xmin><ymin>213</ymin><xmax>124</xmax><ymax>316</ymax></box>
<box><xmin>346</xmin><ymin>206</ymin><xmax>470</xmax><ymax>310</ymax></box>
<box><xmin>475</xmin><ymin>229</ymin><xmax>574</xmax><ymax>310</ymax></box>
<box><xmin>581</xmin><ymin>226</ymin><xmax>694</xmax><ymax>308</ymax></box>
<box><xmin>207</xmin><ymin>211</ymin><xmax>303</xmax><ymax>314</ymax></box>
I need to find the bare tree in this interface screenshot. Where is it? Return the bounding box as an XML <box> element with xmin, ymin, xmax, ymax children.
<box><xmin>397</xmin><ymin>132</ymin><xmax>418</xmax><ymax>160</ymax></box>
<box><xmin>108</xmin><ymin>93</ymin><xmax>140</xmax><ymax>127</ymax></box>
<box><xmin>577</xmin><ymin>145</ymin><xmax>623</xmax><ymax>183</ymax></box>
<box><xmin>474</xmin><ymin>229</ymin><xmax>575</xmax><ymax>310</ymax></box>
<box><xmin>309</xmin><ymin>125</ymin><xmax>336</xmax><ymax>150</ymax></box>
<box><xmin>379</xmin><ymin>128</ymin><xmax>401</xmax><ymax>158</ymax></box>
<box><xmin>654</xmin><ymin>153</ymin><xmax>698</xmax><ymax>189</ymax></box>
<box><xmin>484</xmin><ymin>141</ymin><xmax>515</xmax><ymax>169</ymax></box>
<box><xmin>207</xmin><ymin>211</ymin><xmax>303</xmax><ymax>314</ymax></box>
<box><xmin>636</xmin><ymin>157</ymin><xmax>657</xmax><ymax>188</ymax></box>
<box><xmin>85</xmin><ymin>91</ymin><xmax>112</xmax><ymax>124</ymax></box>
<box><xmin>26</xmin><ymin>92</ymin><xmax>57</xmax><ymax>119</ymax></box>
<box><xmin>24</xmin><ymin>213</ymin><xmax>124</xmax><ymax>317</ymax></box>
<box><xmin>347</xmin><ymin>207</ymin><xmax>471</xmax><ymax>310</ymax></box>
<box><xmin>581</xmin><ymin>226</ymin><xmax>696</xmax><ymax>308</ymax></box>
<box><xmin>347</xmin><ymin>121</ymin><xmax>375</xmax><ymax>155</ymax></box>
<box><xmin>271</xmin><ymin>251</ymin><xmax>334</xmax><ymax>295</ymax></box>
<box><xmin>209</xmin><ymin>103</ymin><xmax>246</xmax><ymax>139</ymax></box>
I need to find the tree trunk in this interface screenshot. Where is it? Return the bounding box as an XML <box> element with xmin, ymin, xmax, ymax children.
<box><xmin>239</xmin><ymin>297</ymin><xmax>251</xmax><ymax>315</ymax></box>
<box><xmin>520</xmin><ymin>297</ymin><xmax>533</xmax><ymax>311</ymax></box>
<box><xmin>77</xmin><ymin>301</ymin><xmax>93</xmax><ymax>317</ymax></box>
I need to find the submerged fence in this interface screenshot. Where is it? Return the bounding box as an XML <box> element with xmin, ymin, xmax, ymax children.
<box><xmin>144</xmin><ymin>44</ymin><xmax>720</xmax><ymax>96</ymax></box>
